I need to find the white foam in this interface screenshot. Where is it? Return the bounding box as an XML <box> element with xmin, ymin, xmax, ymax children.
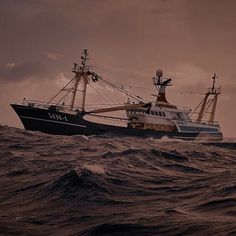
<box><xmin>82</xmin><ymin>164</ymin><xmax>106</xmax><ymax>175</ymax></box>
<box><xmin>82</xmin><ymin>135</ymin><xmax>89</xmax><ymax>141</ymax></box>
<box><xmin>149</xmin><ymin>136</ymin><xmax>187</xmax><ymax>143</ymax></box>
<box><xmin>159</xmin><ymin>136</ymin><xmax>172</xmax><ymax>141</ymax></box>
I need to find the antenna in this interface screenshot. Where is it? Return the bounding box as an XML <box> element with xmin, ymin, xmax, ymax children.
<box><xmin>81</xmin><ymin>49</ymin><xmax>88</xmax><ymax>67</ymax></box>
<box><xmin>207</xmin><ymin>73</ymin><xmax>221</xmax><ymax>95</ymax></box>
<box><xmin>211</xmin><ymin>73</ymin><xmax>217</xmax><ymax>93</ymax></box>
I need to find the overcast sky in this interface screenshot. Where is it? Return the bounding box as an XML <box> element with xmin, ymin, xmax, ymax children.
<box><xmin>1</xmin><ymin>0</ymin><xmax>236</xmax><ymax>137</ymax></box>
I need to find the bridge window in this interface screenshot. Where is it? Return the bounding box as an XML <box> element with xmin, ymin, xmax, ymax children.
<box><xmin>177</xmin><ymin>113</ymin><xmax>181</xmax><ymax>120</ymax></box>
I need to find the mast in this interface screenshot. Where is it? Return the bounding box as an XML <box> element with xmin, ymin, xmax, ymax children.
<box><xmin>47</xmin><ymin>50</ymin><xmax>147</xmax><ymax>112</ymax></box>
<box><xmin>208</xmin><ymin>93</ymin><xmax>219</xmax><ymax>124</ymax></box>
<box><xmin>71</xmin><ymin>49</ymin><xmax>89</xmax><ymax>111</ymax></box>
<box><xmin>70</xmin><ymin>63</ymin><xmax>80</xmax><ymax>110</ymax></box>
<box><xmin>196</xmin><ymin>93</ymin><xmax>210</xmax><ymax>123</ymax></box>
<box><xmin>196</xmin><ymin>73</ymin><xmax>221</xmax><ymax>124</ymax></box>
<box><xmin>208</xmin><ymin>74</ymin><xmax>221</xmax><ymax>125</ymax></box>
<box><xmin>153</xmin><ymin>69</ymin><xmax>172</xmax><ymax>104</ymax></box>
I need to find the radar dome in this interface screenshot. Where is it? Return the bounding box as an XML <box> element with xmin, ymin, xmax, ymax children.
<box><xmin>156</xmin><ymin>69</ymin><xmax>163</xmax><ymax>78</ymax></box>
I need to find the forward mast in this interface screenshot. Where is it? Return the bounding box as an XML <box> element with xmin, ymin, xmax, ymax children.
<box><xmin>71</xmin><ymin>49</ymin><xmax>90</xmax><ymax>112</ymax></box>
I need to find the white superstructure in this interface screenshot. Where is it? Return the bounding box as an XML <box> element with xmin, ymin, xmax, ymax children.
<box><xmin>126</xmin><ymin>70</ymin><xmax>221</xmax><ymax>135</ymax></box>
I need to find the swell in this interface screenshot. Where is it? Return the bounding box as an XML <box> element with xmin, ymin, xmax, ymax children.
<box><xmin>35</xmin><ymin>166</ymin><xmax>110</xmax><ymax>203</ymax></box>
<box><xmin>1</xmin><ymin>125</ymin><xmax>236</xmax><ymax>235</ymax></box>
<box><xmin>80</xmin><ymin>223</ymin><xmax>167</xmax><ymax>236</ymax></box>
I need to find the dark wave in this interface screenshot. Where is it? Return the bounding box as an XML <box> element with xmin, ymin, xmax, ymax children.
<box><xmin>80</xmin><ymin>223</ymin><xmax>165</xmax><ymax>236</ymax></box>
<box><xmin>1</xmin><ymin>125</ymin><xmax>236</xmax><ymax>235</ymax></box>
<box><xmin>202</xmin><ymin>142</ymin><xmax>236</xmax><ymax>150</ymax></box>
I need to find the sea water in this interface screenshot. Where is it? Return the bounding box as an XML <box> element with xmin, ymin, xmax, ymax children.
<box><xmin>0</xmin><ymin>125</ymin><xmax>236</xmax><ymax>235</ymax></box>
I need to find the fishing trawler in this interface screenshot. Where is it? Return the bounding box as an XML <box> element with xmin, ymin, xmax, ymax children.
<box><xmin>11</xmin><ymin>50</ymin><xmax>222</xmax><ymax>140</ymax></box>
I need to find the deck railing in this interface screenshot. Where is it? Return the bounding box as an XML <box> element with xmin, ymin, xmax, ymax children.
<box><xmin>21</xmin><ymin>99</ymin><xmax>79</xmax><ymax>112</ymax></box>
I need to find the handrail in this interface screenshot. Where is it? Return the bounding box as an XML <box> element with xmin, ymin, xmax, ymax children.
<box><xmin>190</xmin><ymin>119</ymin><xmax>219</xmax><ymax>126</ymax></box>
<box><xmin>176</xmin><ymin>106</ymin><xmax>191</xmax><ymax>112</ymax></box>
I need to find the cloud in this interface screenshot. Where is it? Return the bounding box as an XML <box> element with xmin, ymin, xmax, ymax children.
<box><xmin>43</xmin><ymin>51</ymin><xmax>64</xmax><ymax>61</ymax></box>
<box><xmin>0</xmin><ymin>60</ymin><xmax>52</xmax><ymax>81</ymax></box>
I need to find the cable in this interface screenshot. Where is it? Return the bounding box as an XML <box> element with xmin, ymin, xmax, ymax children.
<box><xmin>47</xmin><ymin>77</ymin><xmax>75</xmax><ymax>104</ymax></box>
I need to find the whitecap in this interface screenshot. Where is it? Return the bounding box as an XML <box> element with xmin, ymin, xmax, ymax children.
<box><xmin>82</xmin><ymin>164</ymin><xmax>106</xmax><ymax>175</ymax></box>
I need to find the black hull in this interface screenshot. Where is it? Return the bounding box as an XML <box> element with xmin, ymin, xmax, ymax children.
<box><xmin>11</xmin><ymin>104</ymin><xmax>223</xmax><ymax>141</ymax></box>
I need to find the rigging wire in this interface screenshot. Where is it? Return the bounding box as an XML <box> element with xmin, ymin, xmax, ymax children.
<box><xmin>98</xmin><ymin>77</ymin><xmax>149</xmax><ymax>103</ymax></box>
<box><xmin>99</xmin><ymin>79</ymin><xmax>125</xmax><ymax>105</ymax></box>
<box><xmin>190</xmin><ymin>96</ymin><xmax>205</xmax><ymax>117</ymax></box>
<box><xmin>89</xmin><ymin>82</ymin><xmax>114</xmax><ymax>106</ymax></box>
<box><xmin>47</xmin><ymin>77</ymin><xmax>76</xmax><ymax>104</ymax></box>
<box><xmin>99</xmin><ymin>81</ymin><xmax>119</xmax><ymax>104</ymax></box>
<box><xmin>55</xmin><ymin>88</ymin><xmax>73</xmax><ymax>106</ymax></box>
<box><xmin>202</xmin><ymin>99</ymin><xmax>214</xmax><ymax>118</ymax></box>
<box><xmin>113</xmin><ymin>86</ymin><xmax>123</xmax><ymax>105</ymax></box>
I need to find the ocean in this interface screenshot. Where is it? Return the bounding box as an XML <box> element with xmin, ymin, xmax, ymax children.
<box><xmin>0</xmin><ymin>124</ymin><xmax>236</xmax><ymax>235</ymax></box>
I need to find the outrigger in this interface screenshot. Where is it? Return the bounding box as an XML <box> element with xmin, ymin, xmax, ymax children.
<box><xmin>11</xmin><ymin>49</ymin><xmax>222</xmax><ymax>140</ymax></box>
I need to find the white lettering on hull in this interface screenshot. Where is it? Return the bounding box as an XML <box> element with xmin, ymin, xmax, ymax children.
<box><xmin>48</xmin><ymin>113</ymin><xmax>68</xmax><ymax>122</ymax></box>
<box><xmin>19</xmin><ymin>116</ymin><xmax>87</xmax><ymax>128</ymax></box>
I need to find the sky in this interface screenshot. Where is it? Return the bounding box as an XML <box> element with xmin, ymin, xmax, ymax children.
<box><xmin>0</xmin><ymin>0</ymin><xmax>236</xmax><ymax>137</ymax></box>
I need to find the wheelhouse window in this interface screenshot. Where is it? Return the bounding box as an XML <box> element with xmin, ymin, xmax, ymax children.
<box><xmin>177</xmin><ymin>113</ymin><xmax>182</xmax><ymax>120</ymax></box>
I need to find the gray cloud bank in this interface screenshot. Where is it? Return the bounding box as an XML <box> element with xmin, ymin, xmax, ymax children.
<box><xmin>0</xmin><ymin>60</ymin><xmax>51</xmax><ymax>81</ymax></box>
